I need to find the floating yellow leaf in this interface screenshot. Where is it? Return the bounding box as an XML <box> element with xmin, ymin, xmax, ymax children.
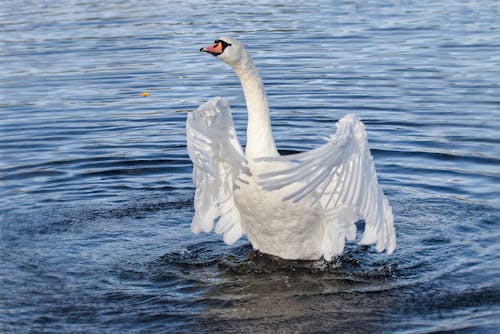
<box><xmin>140</xmin><ymin>91</ymin><xmax>150</xmax><ymax>97</ymax></box>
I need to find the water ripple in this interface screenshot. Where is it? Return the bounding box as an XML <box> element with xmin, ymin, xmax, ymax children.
<box><xmin>1</xmin><ymin>0</ymin><xmax>500</xmax><ymax>333</ymax></box>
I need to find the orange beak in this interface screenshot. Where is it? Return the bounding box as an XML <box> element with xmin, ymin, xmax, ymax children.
<box><xmin>200</xmin><ymin>41</ymin><xmax>223</xmax><ymax>56</ymax></box>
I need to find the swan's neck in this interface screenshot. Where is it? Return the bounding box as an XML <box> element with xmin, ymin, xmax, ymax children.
<box><xmin>233</xmin><ymin>56</ymin><xmax>278</xmax><ymax>160</ymax></box>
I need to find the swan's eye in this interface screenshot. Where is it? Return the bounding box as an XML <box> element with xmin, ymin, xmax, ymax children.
<box><xmin>218</xmin><ymin>40</ymin><xmax>232</xmax><ymax>51</ymax></box>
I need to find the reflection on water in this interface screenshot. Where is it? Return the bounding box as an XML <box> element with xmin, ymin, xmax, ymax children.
<box><xmin>1</xmin><ymin>0</ymin><xmax>500</xmax><ymax>333</ymax></box>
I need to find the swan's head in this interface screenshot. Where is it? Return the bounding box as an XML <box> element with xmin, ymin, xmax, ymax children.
<box><xmin>200</xmin><ymin>37</ymin><xmax>245</xmax><ymax>67</ymax></box>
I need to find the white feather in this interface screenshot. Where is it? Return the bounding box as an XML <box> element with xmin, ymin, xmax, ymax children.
<box><xmin>258</xmin><ymin>114</ymin><xmax>396</xmax><ymax>259</ymax></box>
<box><xmin>186</xmin><ymin>97</ymin><xmax>246</xmax><ymax>243</ymax></box>
<box><xmin>186</xmin><ymin>37</ymin><xmax>396</xmax><ymax>260</ymax></box>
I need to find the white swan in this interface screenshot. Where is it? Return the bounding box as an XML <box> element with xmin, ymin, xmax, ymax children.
<box><xmin>186</xmin><ymin>37</ymin><xmax>395</xmax><ymax>261</ymax></box>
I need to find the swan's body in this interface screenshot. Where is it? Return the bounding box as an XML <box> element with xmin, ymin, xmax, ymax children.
<box><xmin>187</xmin><ymin>37</ymin><xmax>395</xmax><ymax>260</ymax></box>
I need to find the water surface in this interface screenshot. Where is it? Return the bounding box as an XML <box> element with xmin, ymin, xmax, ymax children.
<box><xmin>1</xmin><ymin>1</ymin><xmax>500</xmax><ymax>333</ymax></box>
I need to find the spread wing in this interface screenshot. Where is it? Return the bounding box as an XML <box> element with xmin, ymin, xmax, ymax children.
<box><xmin>186</xmin><ymin>97</ymin><xmax>246</xmax><ymax>244</ymax></box>
<box><xmin>258</xmin><ymin>114</ymin><xmax>395</xmax><ymax>259</ymax></box>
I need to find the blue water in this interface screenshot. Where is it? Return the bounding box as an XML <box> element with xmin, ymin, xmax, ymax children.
<box><xmin>1</xmin><ymin>1</ymin><xmax>500</xmax><ymax>333</ymax></box>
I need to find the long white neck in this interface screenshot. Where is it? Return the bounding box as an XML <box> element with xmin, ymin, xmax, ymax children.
<box><xmin>232</xmin><ymin>55</ymin><xmax>278</xmax><ymax>160</ymax></box>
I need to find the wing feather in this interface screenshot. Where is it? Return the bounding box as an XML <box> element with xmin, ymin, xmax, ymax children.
<box><xmin>186</xmin><ymin>97</ymin><xmax>246</xmax><ymax>244</ymax></box>
<box><xmin>258</xmin><ymin>114</ymin><xmax>395</xmax><ymax>259</ymax></box>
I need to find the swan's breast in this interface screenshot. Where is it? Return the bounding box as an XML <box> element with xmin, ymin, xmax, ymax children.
<box><xmin>233</xmin><ymin>161</ymin><xmax>324</xmax><ymax>260</ymax></box>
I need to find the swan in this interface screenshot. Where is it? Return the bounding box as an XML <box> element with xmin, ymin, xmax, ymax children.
<box><xmin>186</xmin><ymin>37</ymin><xmax>395</xmax><ymax>261</ymax></box>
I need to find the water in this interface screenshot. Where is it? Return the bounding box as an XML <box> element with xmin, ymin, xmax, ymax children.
<box><xmin>1</xmin><ymin>0</ymin><xmax>499</xmax><ymax>332</ymax></box>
